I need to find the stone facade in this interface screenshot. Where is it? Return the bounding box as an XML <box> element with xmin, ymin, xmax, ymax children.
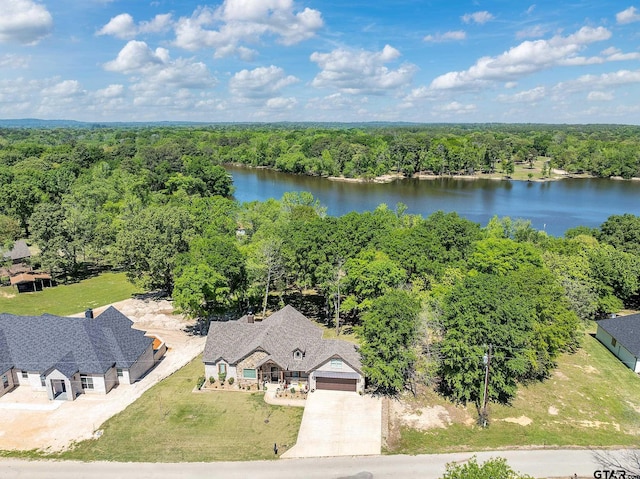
<box><xmin>236</xmin><ymin>350</ymin><xmax>268</xmax><ymax>386</ymax></box>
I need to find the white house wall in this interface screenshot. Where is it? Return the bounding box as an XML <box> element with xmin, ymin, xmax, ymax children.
<box><xmin>126</xmin><ymin>344</ymin><xmax>154</xmax><ymax>383</ymax></box>
<box><xmin>204</xmin><ymin>361</ymin><xmax>236</xmax><ymax>382</ymax></box>
<box><xmin>596</xmin><ymin>326</ymin><xmax>640</xmax><ymax>372</ymax></box>
<box><xmin>0</xmin><ymin>368</ymin><xmax>16</xmax><ymax>398</ymax></box>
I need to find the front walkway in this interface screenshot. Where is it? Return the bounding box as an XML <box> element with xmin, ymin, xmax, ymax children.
<box><xmin>282</xmin><ymin>390</ymin><xmax>382</xmax><ymax>458</ymax></box>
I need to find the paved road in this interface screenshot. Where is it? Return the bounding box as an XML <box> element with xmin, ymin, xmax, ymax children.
<box><xmin>2</xmin><ymin>449</ymin><xmax>637</xmax><ymax>478</ymax></box>
<box><xmin>283</xmin><ymin>390</ymin><xmax>382</xmax><ymax>458</ymax></box>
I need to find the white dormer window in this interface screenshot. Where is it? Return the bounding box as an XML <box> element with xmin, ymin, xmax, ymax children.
<box><xmin>293</xmin><ymin>349</ymin><xmax>303</xmax><ymax>360</ymax></box>
<box><xmin>330</xmin><ymin>358</ymin><xmax>343</xmax><ymax>369</ymax></box>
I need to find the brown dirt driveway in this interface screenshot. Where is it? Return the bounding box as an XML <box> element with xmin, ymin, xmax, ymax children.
<box><xmin>0</xmin><ymin>298</ymin><xmax>206</xmax><ymax>452</ymax></box>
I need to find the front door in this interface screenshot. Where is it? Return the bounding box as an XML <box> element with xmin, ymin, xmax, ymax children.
<box><xmin>270</xmin><ymin>366</ymin><xmax>279</xmax><ymax>382</ymax></box>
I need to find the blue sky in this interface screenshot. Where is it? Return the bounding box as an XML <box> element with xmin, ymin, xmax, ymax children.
<box><xmin>1</xmin><ymin>0</ymin><xmax>639</xmax><ymax>123</ymax></box>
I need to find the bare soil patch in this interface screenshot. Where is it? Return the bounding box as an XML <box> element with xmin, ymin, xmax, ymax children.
<box><xmin>0</xmin><ymin>298</ymin><xmax>206</xmax><ymax>452</ymax></box>
<box><xmin>502</xmin><ymin>415</ymin><xmax>533</xmax><ymax>426</ymax></box>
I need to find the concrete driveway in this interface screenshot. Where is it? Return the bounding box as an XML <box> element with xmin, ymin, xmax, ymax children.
<box><xmin>282</xmin><ymin>390</ymin><xmax>382</xmax><ymax>458</ymax></box>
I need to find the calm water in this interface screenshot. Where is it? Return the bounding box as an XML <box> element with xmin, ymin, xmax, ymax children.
<box><xmin>226</xmin><ymin>165</ymin><xmax>640</xmax><ymax>236</ymax></box>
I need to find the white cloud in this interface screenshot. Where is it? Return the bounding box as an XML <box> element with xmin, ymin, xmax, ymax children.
<box><xmin>266</xmin><ymin>97</ymin><xmax>297</xmax><ymax>109</ymax></box>
<box><xmin>429</xmin><ymin>26</ymin><xmax>611</xmax><ymax>91</ymax></box>
<box><xmin>229</xmin><ymin>65</ymin><xmax>298</xmax><ymax>99</ymax></box>
<box><xmin>434</xmin><ymin>101</ymin><xmax>476</xmax><ymax>112</ymax></box>
<box><xmin>424</xmin><ymin>31</ymin><xmax>466</xmax><ymax>43</ymax></box>
<box><xmin>516</xmin><ymin>25</ymin><xmax>547</xmax><ymax>39</ymax></box>
<box><xmin>0</xmin><ymin>54</ymin><xmax>30</xmax><ymax>69</ymax></box>
<box><xmin>104</xmin><ymin>40</ymin><xmax>217</xmax><ymax>89</ymax></box>
<box><xmin>587</xmin><ymin>91</ymin><xmax>614</xmax><ymax>101</ymax></box>
<box><xmin>98</xmin><ymin>13</ymin><xmax>173</xmax><ymax>39</ymax></box>
<box><xmin>305</xmin><ymin>92</ymin><xmax>363</xmax><ymax>111</ymax></box>
<box><xmin>496</xmin><ymin>86</ymin><xmax>546</xmax><ymax>103</ymax></box>
<box><xmin>616</xmin><ymin>6</ymin><xmax>640</xmax><ymax>24</ymax></box>
<box><xmin>556</xmin><ymin>69</ymin><xmax>640</xmax><ymax>92</ymax></box>
<box><xmin>95</xmin><ymin>84</ymin><xmax>125</xmax><ymax>99</ymax></box>
<box><xmin>310</xmin><ymin>45</ymin><xmax>417</xmax><ymax>94</ymax></box>
<box><xmin>41</xmin><ymin>80</ymin><xmax>84</xmax><ymax>97</ymax></box>
<box><xmin>461</xmin><ymin>11</ymin><xmax>494</xmax><ymax>25</ymax></box>
<box><xmin>526</xmin><ymin>5</ymin><xmax>536</xmax><ymax>15</ymax></box>
<box><xmin>601</xmin><ymin>47</ymin><xmax>640</xmax><ymax>61</ymax></box>
<box><xmin>0</xmin><ymin>0</ymin><xmax>53</xmax><ymax>45</ymax></box>
<box><xmin>173</xmin><ymin>0</ymin><xmax>323</xmax><ymax>58</ymax></box>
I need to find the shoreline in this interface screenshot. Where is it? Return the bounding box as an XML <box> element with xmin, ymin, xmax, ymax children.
<box><xmin>225</xmin><ymin>163</ymin><xmax>639</xmax><ymax>184</ymax></box>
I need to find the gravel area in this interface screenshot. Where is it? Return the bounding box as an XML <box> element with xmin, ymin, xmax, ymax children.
<box><xmin>0</xmin><ymin>298</ymin><xmax>206</xmax><ymax>452</ymax></box>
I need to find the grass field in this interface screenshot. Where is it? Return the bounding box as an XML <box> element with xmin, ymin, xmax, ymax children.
<box><xmin>57</xmin><ymin>357</ymin><xmax>303</xmax><ymax>462</ymax></box>
<box><xmin>0</xmin><ymin>272</ymin><xmax>140</xmax><ymax>316</ymax></box>
<box><xmin>392</xmin><ymin>328</ymin><xmax>640</xmax><ymax>454</ymax></box>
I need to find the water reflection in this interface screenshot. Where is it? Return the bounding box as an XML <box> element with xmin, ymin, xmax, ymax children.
<box><xmin>226</xmin><ymin>166</ymin><xmax>640</xmax><ymax>236</ymax></box>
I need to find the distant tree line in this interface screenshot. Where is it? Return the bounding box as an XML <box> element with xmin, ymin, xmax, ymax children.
<box><xmin>1</xmin><ymin>125</ymin><xmax>639</xmax><ymax>408</ymax></box>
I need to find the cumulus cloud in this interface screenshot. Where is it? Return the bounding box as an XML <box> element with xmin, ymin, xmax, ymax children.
<box><xmin>555</xmin><ymin>69</ymin><xmax>640</xmax><ymax>92</ymax></box>
<box><xmin>587</xmin><ymin>91</ymin><xmax>614</xmax><ymax>101</ymax></box>
<box><xmin>104</xmin><ymin>40</ymin><xmax>217</xmax><ymax>89</ymax></box>
<box><xmin>496</xmin><ymin>86</ymin><xmax>546</xmax><ymax>103</ymax></box>
<box><xmin>0</xmin><ymin>54</ymin><xmax>30</xmax><ymax>69</ymax></box>
<box><xmin>434</xmin><ymin>101</ymin><xmax>476</xmax><ymax>113</ymax></box>
<box><xmin>0</xmin><ymin>0</ymin><xmax>53</xmax><ymax>45</ymax></box>
<box><xmin>98</xmin><ymin>13</ymin><xmax>173</xmax><ymax>39</ymax></box>
<box><xmin>616</xmin><ymin>6</ymin><xmax>640</xmax><ymax>24</ymax></box>
<box><xmin>601</xmin><ymin>47</ymin><xmax>640</xmax><ymax>61</ymax></box>
<box><xmin>266</xmin><ymin>97</ymin><xmax>297</xmax><ymax>109</ymax></box>
<box><xmin>229</xmin><ymin>65</ymin><xmax>298</xmax><ymax>99</ymax></box>
<box><xmin>461</xmin><ymin>11</ymin><xmax>494</xmax><ymax>25</ymax></box>
<box><xmin>173</xmin><ymin>0</ymin><xmax>323</xmax><ymax>58</ymax></box>
<box><xmin>429</xmin><ymin>26</ymin><xmax>611</xmax><ymax>91</ymax></box>
<box><xmin>424</xmin><ymin>31</ymin><xmax>466</xmax><ymax>43</ymax></box>
<box><xmin>41</xmin><ymin>80</ymin><xmax>84</xmax><ymax>97</ymax></box>
<box><xmin>95</xmin><ymin>84</ymin><xmax>125</xmax><ymax>99</ymax></box>
<box><xmin>516</xmin><ymin>25</ymin><xmax>547</xmax><ymax>39</ymax></box>
<box><xmin>310</xmin><ymin>45</ymin><xmax>417</xmax><ymax>94</ymax></box>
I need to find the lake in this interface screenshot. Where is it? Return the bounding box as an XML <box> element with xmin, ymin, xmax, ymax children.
<box><xmin>226</xmin><ymin>165</ymin><xmax>640</xmax><ymax>236</ymax></box>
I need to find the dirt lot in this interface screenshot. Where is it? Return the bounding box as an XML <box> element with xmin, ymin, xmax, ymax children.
<box><xmin>0</xmin><ymin>298</ymin><xmax>206</xmax><ymax>452</ymax></box>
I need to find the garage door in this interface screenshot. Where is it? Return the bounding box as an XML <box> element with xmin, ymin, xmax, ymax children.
<box><xmin>316</xmin><ymin>377</ymin><xmax>357</xmax><ymax>392</ymax></box>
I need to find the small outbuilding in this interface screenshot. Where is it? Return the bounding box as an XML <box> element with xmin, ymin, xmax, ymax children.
<box><xmin>595</xmin><ymin>313</ymin><xmax>640</xmax><ymax>373</ymax></box>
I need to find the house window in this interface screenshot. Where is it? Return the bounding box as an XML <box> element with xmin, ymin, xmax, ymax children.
<box><xmin>291</xmin><ymin>371</ymin><xmax>300</xmax><ymax>379</ymax></box>
<box><xmin>1</xmin><ymin>375</ymin><xmax>8</xmax><ymax>389</ymax></box>
<box><xmin>40</xmin><ymin>376</ymin><xmax>46</xmax><ymax>387</ymax></box>
<box><xmin>243</xmin><ymin>368</ymin><xmax>256</xmax><ymax>379</ymax></box>
<box><xmin>21</xmin><ymin>371</ymin><xmax>28</xmax><ymax>379</ymax></box>
<box><xmin>80</xmin><ymin>375</ymin><xmax>94</xmax><ymax>390</ymax></box>
<box><xmin>611</xmin><ymin>338</ymin><xmax>617</xmax><ymax>347</ymax></box>
<box><xmin>116</xmin><ymin>368</ymin><xmax>123</xmax><ymax>377</ymax></box>
<box><xmin>218</xmin><ymin>363</ymin><xmax>227</xmax><ymax>374</ymax></box>
<box><xmin>330</xmin><ymin>358</ymin><xmax>343</xmax><ymax>369</ymax></box>
<box><xmin>293</xmin><ymin>350</ymin><xmax>303</xmax><ymax>360</ymax></box>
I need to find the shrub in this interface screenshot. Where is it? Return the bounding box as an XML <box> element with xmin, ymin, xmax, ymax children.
<box><xmin>197</xmin><ymin>376</ymin><xmax>205</xmax><ymax>390</ymax></box>
<box><xmin>218</xmin><ymin>371</ymin><xmax>226</xmax><ymax>384</ymax></box>
<box><xmin>209</xmin><ymin>376</ymin><xmax>215</xmax><ymax>384</ymax></box>
<box><xmin>228</xmin><ymin>377</ymin><xmax>235</xmax><ymax>385</ymax></box>
<box><xmin>290</xmin><ymin>387</ymin><xmax>295</xmax><ymax>394</ymax></box>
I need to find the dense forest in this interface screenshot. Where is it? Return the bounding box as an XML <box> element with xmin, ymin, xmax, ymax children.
<box><xmin>1</xmin><ymin>124</ymin><xmax>640</xmax><ymax>411</ymax></box>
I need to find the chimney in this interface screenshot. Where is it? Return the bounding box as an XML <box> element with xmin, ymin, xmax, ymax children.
<box><xmin>247</xmin><ymin>311</ymin><xmax>254</xmax><ymax>324</ymax></box>
<box><xmin>85</xmin><ymin>308</ymin><xmax>94</xmax><ymax>319</ymax></box>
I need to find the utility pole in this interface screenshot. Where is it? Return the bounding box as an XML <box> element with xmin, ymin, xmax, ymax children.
<box><xmin>481</xmin><ymin>344</ymin><xmax>492</xmax><ymax>428</ymax></box>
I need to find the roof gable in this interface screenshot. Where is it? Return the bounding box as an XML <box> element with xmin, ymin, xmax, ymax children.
<box><xmin>598</xmin><ymin>313</ymin><xmax>640</xmax><ymax>357</ymax></box>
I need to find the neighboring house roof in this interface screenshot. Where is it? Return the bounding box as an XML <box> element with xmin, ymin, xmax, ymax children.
<box><xmin>203</xmin><ymin>305</ymin><xmax>362</xmax><ymax>374</ymax></box>
<box><xmin>0</xmin><ymin>306</ymin><xmax>153</xmax><ymax>377</ymax></box>
<box><xmin>597</xmin><ymin>313</ymin><xmax>640</xmax><ymax>357</ymax></box>
<box><xmin>2</xmin><ymin>240</ymin><xmax>31</xmax><ymax>262</ymax></box>
<box><xmin>9</xmin><ymin>272</ymin><xmax>51</xmax><ymax>285</ymax></box>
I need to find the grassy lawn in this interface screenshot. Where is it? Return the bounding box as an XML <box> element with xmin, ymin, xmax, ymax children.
<box><xmin>57</xmin><ymin>356</ymin><xmax>303</xmax><ymax>462</ymax></box>
<box><xmin>392</xmin><ymin>329</ymin><xmax>640</xmax><ymax>454</ymax></box>
<box><xmin>0</xmin><ymin>272</ymin><xmax>140</xmax><ymax>316</ymax></box>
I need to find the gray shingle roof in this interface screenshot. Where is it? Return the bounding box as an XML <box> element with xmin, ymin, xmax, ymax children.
<box><xmin>203</xmin><ymin>305</ymin><xmax>362</xmax><ymax>373</ymax></box>
<box><xmin>2</xmin><ymin>240</ymin><xmax>31</xmax><ymax>261</ymax></box>
<box><xmin>0</xmin><ymin>306</ymin><xmax>153</xmax><ymax>377</ymax></box>
<box><xmin>598</xmin><ymin>313</ymin><xmax>640</xmax><ymax>357</ymax></box>
<box><xmin>0</xmin><ymin>330</ymin><xmax>12</xmax><ymax>374</ymax></box>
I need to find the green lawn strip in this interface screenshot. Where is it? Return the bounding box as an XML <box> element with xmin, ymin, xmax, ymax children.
<box><xmin>57</xmin><ymin>357</ymin><xmax>303</xmax><ymax>462</ymax></box>
<box><xmin>0</xmin><ymin>272</ymin><xmax>140</xmax><ymax>316</ymax></box>
<box><xmin>393</xmin><ymin>330</ymin><xmax>640</xmax><ymax>454</ymax></box>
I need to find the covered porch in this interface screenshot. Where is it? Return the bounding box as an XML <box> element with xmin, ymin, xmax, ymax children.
<box><xmin>257</xmin><ymin>360</ymin><xmax>309</xmax><ymax>390</ymax></box>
